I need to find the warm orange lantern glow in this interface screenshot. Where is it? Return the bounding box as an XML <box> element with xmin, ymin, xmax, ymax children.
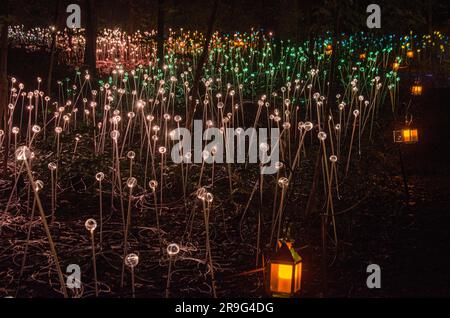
<box><xmin>325</xmin><ymin>44</ymin><xmax>333</xmax><ymax>55</ymax></box>
<box><xmin>270</xmin><ymin>263</ymin><xmax>293</xmax><ymax>294</ymax></box>
<box><xmin>268</xmin><ymin>240</ymin><xmax>302</xmax><ymax>297</ymax></box>
<box><xmin>359</xmin><ymin>53</ymin><xmax>366</xmax><ymax>59</ymax></box>
<box><xmin>393</xmin><ymin>129</ymin><xmax>419</xmax><ymax>143</ymax></box>
<box><xmin>411</xmin><ymin>84</ymin><xmax>423</xmax><ymax>96</ymax></box>
<box><xmin>278</xmin><ymin>264</ymin><xmax>292</xmax><ymax>279</ymax></box>
<box><xmin>392</xmin><ymin>62</ymin><xmax>399</xmax><ymax>71</ymax></box>
<box><xmin>407</xmin><ymin>50</ymin><xmax>414</xmax><ymax>58</ymax></box>
<box><xmin>294</xmin><ymin>262</ymin><xmax>302</xmax><ymax>291</ymax></box>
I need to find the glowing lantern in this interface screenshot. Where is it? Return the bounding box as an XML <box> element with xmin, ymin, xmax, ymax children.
<box><xmin>406</xmin><ymin>50</ymin><xmax>414</xmax><ymax>58</ymax></box>
<box><xmin>392</xmin><ymin>62</ymin><xmax>400</xmax><ymax>71</ymax></box>
<box><xmin>359</xmin><ymin>53</ymin><xmax>366</xmax><ymax>60</ymax></box>
<box><xmin>325</xmin><ymin>44</ymin><xmax>333</xmax><ymax>56</ymax></box>
<box><xmin>268</xmin><ymin>240</ymin><xmax>302</xmax><ymax>297</ymax></box>
<box><xmin>410</xmin><ymin>83</ymin><xmax>423</xmax><ymax>96</ymax></box>
<box><xmin>393</xmin><ymin>128</ymin><xmax>419</xmax><ymax>143</ymax></box>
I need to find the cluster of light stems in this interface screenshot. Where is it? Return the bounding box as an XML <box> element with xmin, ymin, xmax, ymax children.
<box><xmin>2</xmin><ymin>29</ymin><xmax>439</xmax><ymax>297</ymax></box>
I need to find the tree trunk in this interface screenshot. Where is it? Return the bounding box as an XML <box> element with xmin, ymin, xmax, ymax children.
<box><xmin>186</xmin><ymin>0</ymin><xmax>219</xmax><ymax>130</ymax></box>
<box><xmin>84</xmin><ymin>0</ymin><xmax>97</xmax><ymax>78</ymax></box>
<box><xmin>327</xmin><ymin>0</ymin><xmax>341</xmax><ymax>108</ymax></box>
<box><xmin>305</xmin><ymin>0</ymin><xmax>316</xmax><ymax>67</ymax></box>
<box><xmin>296</xmin><ymin>0</ymin><xmax>302</xmax><ymax>42</ymax></box>
<box><xmin>229</xmin><ymin>0</ymin><xmax>236</xmax><ymax>33</ymax></box>
<box><xmin>0</xmin><ymin>0</ymin><xmax>9</xmax><ymax>176</ymax></box>
<box><xmin>427</xmin><ymin>0</ymin><xmax>437</xmax><ymax>76</ymax></box>
<box><xmin>47</xmin><ymin>0</ymin><xmax>63</xmax><ymax>97</ymax></box>
<box><xmin>427</xmin><ymin>0</ymin><xmax>433</xmax><ymax>35</ymax></box>
<box><xmin>157</xmin><ymin>0</ymin><xmax>165</xmax><ymax>68</ymax></box>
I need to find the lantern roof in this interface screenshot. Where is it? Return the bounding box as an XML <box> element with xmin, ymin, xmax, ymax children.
<box><xmin>271</xmin><ymin>241</ymin><xmax>302</xmax><ymax>264</ymax></box>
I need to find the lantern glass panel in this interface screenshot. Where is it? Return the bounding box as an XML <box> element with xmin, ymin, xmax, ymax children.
<box><xmin>270</xmin><ymin>263</ymin><xmax>293</xmax><ymax>294</ymax></box>
<box><xmin>393</xmin><ymin>130</ymin><xmax>403</xmax><ymax>142</ymax></box>
<box><xmin>411</xmin><ymin>85</ymin><xmax>422</xmax><ymax>95</ymax></box>
<box><xmin>411</xmin><ymin>129</ymin><xmax>418</xmax><ymax>142</ymax></box>
<box><xmin>294</xmin><ymin>262</ymin><xmax>302</xmax><ymax>292</ymax></box>
<box><xmin>403</xmin><ymin>129</ymin><xmax>412</xmax><ymax>142</ymax></box>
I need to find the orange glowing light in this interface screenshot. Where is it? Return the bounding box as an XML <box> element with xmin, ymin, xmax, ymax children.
<box><xmin>411</xmin><ymin>84</ymin><xmax>423</xmax><ymax>96</ymax></box>
<box><xmin>278</xmin><ymin>264</ymin><xmax>292</xmax><ymax>279</ymax></box>
<box><xmin>268</xmin><ymin>240</ymin><xmax>302</xmax><ymax>297</ymax></box>
<box><xmin>393</xmin><ymin>129</ymin><xmax>419</xmax><ymax>143</ymax></box>
<box><xmin>393</xmin><ymin>62</ymin><xmax>399</xmax><ymax>71</ymax></box>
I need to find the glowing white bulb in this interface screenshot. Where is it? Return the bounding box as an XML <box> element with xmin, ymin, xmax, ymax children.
<box><xmin>149</xmin><ymin>180</ymin><xmax>158</xmax><ymax>190</ymax></box>
<box><xmin>32</xmin><ymin>125</ymin><xmax>41</xmax><ymax>133</ymax></box>
<box><xmin>85</xmin><ymin>218</ymin><xmax>97</xmax><ymax>232</ymax></box>
<box><xmin>127</xmin><ymin>177</ymin><xmax>137</xmax><ymax>188</ymax></box>
<box><xmin>196</xmin><ymin>187</ymin><xmax>207</xmax><ymax>200</ymax></box>
<box><xmin>167</xmin><ymin>243</ymin><xmax>180</xmax><ymax>256</ymax></box>
<box><xmin>35</xmin><ymin>180</ymin><xmax>44</xmax><ymax>192</ymax></box>
<box><xmin>95</xmin><ymin>172</ymin><xmax>105</xmax><ymax>181</ymax></box>
<box><xmin>318</xmin><ymin>132</ymin><xmax>327</xmax><ymax>141</ymax></box>
<box><xmin>206</xmin><ymin>192</ymin><xmax>214</xmax><ymax>203</ymax></box>
<box><xmin>278</xmin><ymin>177</ymin><xmax>289</xmax><ymax>188</ymax></box>
<box><xmin>110</xmin><ymin>130</ymin><xmax>120</xmax><ymax>141</ymax></box>
<box><xmin>125</xmin><ymin>253</ymin><xmax>139</xmax><ymax>268</ymax></box>
<box><xmin>15</xmin><ymin>146</ymin><xmax>31</xmax><ymax>161</ymax></box>
<box><xmin>304</xmin><ymin>122</ymin><xmax>313</xmax><ymax>131</ymax></box>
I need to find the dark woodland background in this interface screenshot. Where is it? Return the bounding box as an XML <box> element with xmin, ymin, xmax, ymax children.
<box><xmin>7</xmin><ymin>0</ymin><xmax>450</xmax><ymax>37</ymax></box>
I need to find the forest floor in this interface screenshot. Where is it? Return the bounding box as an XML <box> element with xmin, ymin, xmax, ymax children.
<box><xmin>1</xmin><ymin>50</ymin><xmax>449</xmax><ymax>298</ymax></box>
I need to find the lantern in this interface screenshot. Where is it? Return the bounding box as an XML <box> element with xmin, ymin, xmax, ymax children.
<box><xmin>268</xmin><ymin>240</ymin><xmax>302</xmax><ymax>297</ymax></box>
<box><xmin>359</xmin><ymin>53</ymin><xmax>366</xmax><ymax>60</ymax></box>
<box><xmin>411</xmin><ymin>83</ymin><xmax>423</xmax><ymax>96</ymax></box>
<box><xmin>234</xmin><ymin>39</ymin><xmax>244</xmax><ymax>47</ymax></box>
<box><xmin>406</xmin><ymin>50</ymin><xmax>414</xmax><ymax>58</ymax></box>
<box><xmin>325</xmin><ymin>44</ymin><xmax>332</xmax><ymax>56</ymax></box>
<box><xmin>392</xmin><ymin>62</ymin><xmax>400</xmax><ymax>71</ymax></box>
<box><xmin>393</xmin><ymin>128</ymin><xmax>419</xmax><ymax>143</ymax></box>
